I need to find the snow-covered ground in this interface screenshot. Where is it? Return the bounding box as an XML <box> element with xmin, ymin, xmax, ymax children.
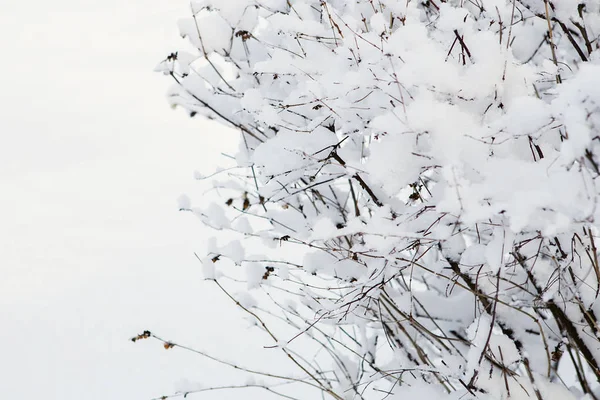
<box><xmin>1</xmin><ymin>1</ymin><xmax>276</xmax><ymax>399</ymax></box>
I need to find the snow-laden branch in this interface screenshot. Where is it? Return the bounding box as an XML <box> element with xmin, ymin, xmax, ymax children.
<box><xmin>145</xmin><ymin>1</ymin><xmax>600</xmax><ymax>399</ymax></box>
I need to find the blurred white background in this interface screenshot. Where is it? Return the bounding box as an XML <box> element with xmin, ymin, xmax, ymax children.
<box><xmin>0</xmin><ymin>1</ymin><xmax>277</xmax><ymax>399</ymax></box>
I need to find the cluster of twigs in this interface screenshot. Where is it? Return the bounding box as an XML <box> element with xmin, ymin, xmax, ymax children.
<box><xmin>142</xmin><ymin>1</ymin><xmax>600</xmax><ymax>399</ymax></box>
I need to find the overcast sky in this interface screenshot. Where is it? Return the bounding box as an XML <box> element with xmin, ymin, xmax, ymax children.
<box><xmin>1</xmin><ymin>1</ymin><xmax>282</xmax><ymax>399</ymax></box>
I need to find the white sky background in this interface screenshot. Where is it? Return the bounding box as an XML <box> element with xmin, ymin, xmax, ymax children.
<box><xmin>0</xmin><ymin>1</ymin><xmax>285</xmax><ymax>399</ymax></box>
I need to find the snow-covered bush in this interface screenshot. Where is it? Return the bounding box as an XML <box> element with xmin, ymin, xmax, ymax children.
<box><xmin>147</xmin><ymin>1</ymin><xmax>600</xmax><ymax>399</ymax></box>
